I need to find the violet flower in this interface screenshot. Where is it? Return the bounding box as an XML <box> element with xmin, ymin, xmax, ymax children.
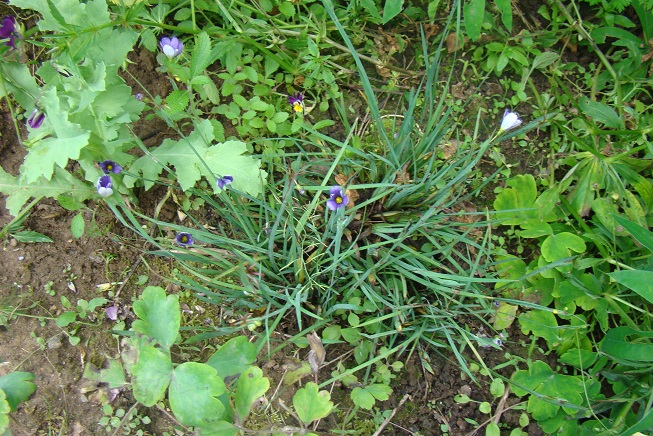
<box><xmin>26</xmin><ymin>108</ymin><xmax>45</xmax><ymax>129</ymax></box>
<box><xmin>105</xmin><ymin>306</ymin><xmax>119</xmax><ymax>321</ymax></box>
<box><xmin>99</xmin><ymin>160</ymin><xmax>122</xmax><ymax>175</ymax></box>
<box><xmin>217</xmin><ymin>175</ymin><xmax>234</xmax><ymax>190</ymax></box>
<box><xmin>97</xmin><ymin>175</ymin><xmax>113</xmax><ymax>197</ymax></box>
<box><xmin>160</xmin><ymin>36</ymin><xmax>183</xmax><ymax>58</ymax></box>
<box><xmin>175</xmin><ymin>232</ymin><xmax>194</xmax><ymax>246</ymax></box>
<box><xmin>288</xmin><ymin>92</ymin><xmax>303</xmax><ymax>113</ymax></box>
<box><xmin>0</xmin><ymin>16</ymin><xmax>18</xmax><ymax>49</ymax></box>
<box><xmin>499</xmin><ymin>109</ymin><xmax>522</xmax><ymax>132</ymax></box>
<box><xmin>326</xmin><ymin>186</ymin><xmax>349</xmax><ymax>211</ymax></box>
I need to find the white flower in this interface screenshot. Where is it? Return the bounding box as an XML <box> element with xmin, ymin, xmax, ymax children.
<box><xmin>97</xmin><ymin>175</ymin><xmax>113</xmax><ymax>197</ymax></box>
<box><xmin>499</xmin><ymin>109</ymin><xmax>522</xmax><ymax>132</ymax></box>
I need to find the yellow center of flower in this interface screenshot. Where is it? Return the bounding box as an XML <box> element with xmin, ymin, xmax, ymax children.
<box><xmin>293</xmin><ymin>103</ymin><xmax>302</xmax><ymax>113</ymax></box>
<box><xmin>336</xmin><ymin>197</ymin><xmax>342</xmax><ymax>204</ymax></box>
<box><xmin>106</xmin><ymin>164</ymin><xmax>113</xmax><ymax>171</ymax></box>
<box><xmin>181</xmin><ymin>236</ymin><xmax>188</xmax><ymax>243</ymax></box>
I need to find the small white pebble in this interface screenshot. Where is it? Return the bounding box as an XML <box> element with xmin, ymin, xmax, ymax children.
<box><xmin>18</xmin><ymin>256</ymin><xmax>25</xmax><ymax>261</ymax></box>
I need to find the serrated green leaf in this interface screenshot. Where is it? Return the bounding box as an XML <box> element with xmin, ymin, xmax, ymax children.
<box><xmin>131</xmin><ymin>344</ymin><xmax>172</xmax><ymax>407</ymax></box>
<box><xmin>293</xmin><ymin>382</ymin><xmax>333</xmax><ymax>424</ymax></box>
<box><xmin>164</xmin><ymin>90</ymin><xmax>189</xmax><ymax>114</ymax></box>
<box><xmin>0</xmin><ymin>372</ymin><xmax>36</xmax><ymax>411</ymax></box>
<box><xmin>132</xmin><ymin>286</ymin><xmax>180</xmax><ymax>350</ymax></box>
<box><xmin>169</xmin><ymin>362</ymin><xmax>226</xmax><ymax>427</ymax></box>
<box><xmin>235</xmin><ymin>366</ymin><xmax>270</xmax><ymax>421</ymax></box>
<box><xmin>206</xmin><ymin>336</ymin><xmax>257</xmax><ymax>378</ymax></box>
<box><xmin>23</xmin><ymin>88</ymin><xmax>91</xmax><ymax>183</ymax></box>
<box><xmin>70</xmin><ymin>212</ymin><xmax>85</xmax><ymax>238</ymax></box>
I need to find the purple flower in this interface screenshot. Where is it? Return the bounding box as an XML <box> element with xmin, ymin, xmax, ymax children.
<box><xmin>160</xmin><ymin>36</ymin><xmax>183</xmax><ymax>58</ymax></box>
<box><xmin>135</xmin><ymin>93</ymin><xmax>144</xmax><ymax>101</ymax></box>
<box><xmin>0</xmin><ymin>16</ymin><xmax>18</xmax><ymax>49</ymax></box>
<box><xmin>217</xmin><ymin>175</ymin><xmax>234</xmax><ymax>190</ymax></box>
<box><xmin>176</xmin><ymin>232</ymin><xmax>194</xmax><ymax>246</ymax></box>
<box><xmin>499</xmin><ymin>109</ymin><xmax>522</xmax><ymax>132</ymax></box>
<box><xmin>326</xmin><ymin>186</ymin><xmax>349</xmax><ymax>211</ymax></box>
<box><xmin>105</xmin><ymin>305</ymin><xmax>119</xmax><ymax>321</ymax></box>
<box><xmin>99</xmin><ymin>160</ymin><xmax>122</xmax><ymax>175</ymax></box>
<box><xmin>97</xmin><ymin>175</ymin><xmax>113</xmax><ymax>197</ymax></box>
<box><xmin>26</xmin><ymin>108</ymin><xmax>45</xmax><ymax>129</ymax></box>
<box><xmin>288</xmin><ymin>92</ymin><xmax>303</xmax><ymax>113</ymax></box>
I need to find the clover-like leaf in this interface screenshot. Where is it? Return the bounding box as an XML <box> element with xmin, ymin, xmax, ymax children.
<box><xmin>511</xmin><ymin>360</ymin><xmax>584</xmax><ymax>421</ymax></box>
<box><xmin>169</xmin><ymin>362</ymin><xmax>226</xmax><ymax>427</ymax></box>
<box><xmin>541</xmin><ymin>232</ymin><xmax>586</xmax><ymax>272</ymax></box>
<box><xmin>206</xmin><ymin>336</ymin><xmax>257</xmax><ymax>378</ymax></box>
<box><xmin>132</xmin><ymin>286</ymin><xmax>180</xmax><ymax>350</ymax></box>
<box><xmin>235</xmin><ymin>366</ymin><xmax>270</xmax><ymax>422</ymax></box>
<box><xmin>0</xmin><ymin>372</ymin><xmax>36</xmax><ymax>411</ymax></box>
<box><xmin>131</xmin><ymin>344</ymin><xmax>172</xmax><ymax>407</ymax></box>
<box><xmin>293</xmin><ymin>382</ymin><xmax>334</xmax><ymax>424</ymax></box>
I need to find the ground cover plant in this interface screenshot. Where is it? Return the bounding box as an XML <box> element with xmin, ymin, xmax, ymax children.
<box><xmin>1</xmin><ymin>0</ymin><xmax>653</xmax><ymax>434</ymax></box>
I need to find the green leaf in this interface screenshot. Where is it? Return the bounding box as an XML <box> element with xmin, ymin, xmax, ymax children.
<box><xmin>164</xmin><ymin>89</ymin><xmax>189</xmax><ymax>114</ymax></box>
<box><xmin>169</xmin><ymin>362</ymin><xmax>226</xmax><ymax>427</ymax></box>
<box><xmin>190</xmin><ymin>32</ymin><xmax>212</xmax><ymax>78</ymax></box>
<box><xmin>278</xmin><ymin>1</ymin><xmax>295</xmax><ymax>17</ymax></box>
<box><xmin>0</xmin><ymin>372</ymin><xmax>36</xmax><ymax>411</ymax></box>
<box><xmin>490</xmin><ymin>379</ymin><xmax>505</xmax><ymax>398</ymax></box>
<box><xmin>132</xmin><ymin>286</ymin><xmax>180</xmax><ymax>350</ymax></box>
<box><xmin>492</xmin><ymin>302</ymin><xmax>518</xmax><ymax>330</ymax></box>
<box><xmin>519</xmin><ymin>310</ymin><xmax>559</xmax><ymax>345</ymax></box>
<box><xmin>235</xmin><ymin>366</ymin><xmax>270</xmax><ymax>421</ymax></box>
<box><xmin>70</xmin><ymin>212</ymin><xmax>85</xmax><ymax>238</ymax></box>
<box><xmin>293</xmin><ymin>382</ymin><xmax>333</xmax><ymax>424</ymax></box>
<box><xmin>614</xmin><ymin>215</ymin><xmax>653</xmax><ymax>253</ymax></box>
<box><xmin>493</xmin><ymin>175</ymin><xmax>557</xmax><ymax>229</ymax></box>
<box><xmin>609</xmin><ymin>270</ymin><xmax>653</xmax><ymax>305</ymax></box>
<box><xmin>0</xmin><ymin>389</ymin><xmax>9</xmax><ymax>434</ymax></box>
<box><xmin>11</xmin><ymin>231</ymin><xmax>53</xmax><ymax>243</ymax></box>
<box><xmin>351</xmin><ymin>386</ymin><xmax>375</xmax><ymax>409</ymax></box>
<box><xmin>126</xmin><ymin>120</ymin><xmax>266</xmax><ymax>197</ymax></box>
<box><xmin>83</xmin><ymin>360</ymin><xmax>127</xmax><ymax>389</ymax></box>
<box><xmin>578</xmin><ymin>96</ymin><xmax>621</xmax><ymax>129</ymax></box>
<box><xmin>601</xmin><ymin>326</ymin><xmax>653</xmax><ymax>363</ymax></box>
<box><xmin>382</xmin><ymin>0</ymin><xmax>404</xmax><ymax>23</ymax></box>
<box><xmin>495</xmin><ymin>0</ymin><xmax>512</xmax><ymax>30</ymax></box>
<box><xmin>206</xmin><ymin>336</ymin><xmax>257</xmax><ymax>378</ymax></box>
<box><xmin>541</xmin><ymin>232</ymin><xmax>586</xmax><ymax>271</ymax></box>
<box><xmin>464</xmin><ymin>0</ymin><xmax>486</xmax><ymax>41</ymax></box>
<box><xmin>56</xmin><ymin>311</ymin><xmax>78</xmax><ymax>327</ymax></box>
<box><xmin>131</xmin><ymin>344</ymin><xmax>172</xmax><ymax>407</ymax></box>
<box><xmin>511</xmin><ymin>360</ymin><xmax>584</xmax><ymax>420</ymax></box>
<box><xmin>0</xmin><ymin>166</ymin><xmax>93</xmax><ymax>219</ymax></box>
<box><xmin>532</xmin><ymin>52</ymin><xmax>560</xmax><ymax>70</ymax></box>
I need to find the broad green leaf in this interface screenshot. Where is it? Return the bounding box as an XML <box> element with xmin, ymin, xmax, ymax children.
<box><xmin>11</xmin><ymin>231</ymin><xmax>53</xmax><ymax>243</ymax></box>
<box><xmin>235</xmin><ymin>366</ymin><xmax>270</xmax><ymax>421</ymax></box>
<box><xmin>609</xmin><ymin>270</ymin><xmax>653</xmax><ymax>305</ymax></box>
<box><xmin>70</xmin><ymin>212</ymin><xmax>85</xmax><ymax>238</ymax></box>
<box><xmin>578</xmin><ymin>96</ymin><xmax>621</xmax><ymax>129</ymax></box>
<box><xmin>190</xmin><ymin>32</ymin><xmax>212</xmax><ymax>78</ymax></box>
<box><xmin>351</xmin><ymin>386</ymin><xmax>375</xmax><ymax>409</ymax></box>
<box><xmin>601</xmin><ymin>327</ymin><xmax>653</xmax><ymax>363</ymax></box>
<box><xmin>0</xmin><ymin>372</ymin><xmax>36</xmax><ymax>411</ymax></box>
<box><xmin>492</xmin><ymin>302</ymin><xmax>518</xmax><ymax>330</ymax></box>
<box><xmin>494</xmin><ymin>175</ymin><xmax>557</xmax><ymax>228</ymax></box>
<box><xmin>614</xmin><ymin>215</ymin><xmax>653</xmax><ymax>253</ymax></box>
<box><xmin>0</xmin><ymin>389</ymin><xmax>9</xmax><ymax>434</ymax></box>
<box><xmin>132</xmin><ymin>286</ymin><xmax>180</xmax><ymax>351</ymax></box>
<box><xmin>169</xmin><ymin>362</ymin><xmax>226</xmax><ymax>427</ymax></box>
<box><xmin>541</xmin><ymin>232</ymin><xmax>586</xmax><ymax>271</ymax></box>
<box><xmin>511</xmin><ymin>360</ymin><xmax>584</xmax><ymax>420</ymax></box>
<box><xmin>198</xmin><ymin>420</ymin><xmax>237</xmax><ymax>436</ymax></box>
<box><xmin>519</xmin><ymin>310</ymin><xmax>559</xmax><ymax>345</ymax></box>
<box><xmin>559</xmin><ymin>348</ymin><xmax>597</xmax><ymax>368</ymax></box>
<box><xmin>464</xmin><ymin>0</ymin><xmax>486</xmax><ymax>41</ymax></box>
<box><xmin>126</xmin><ymin>120</ymin><xmax>266</xmax><ymax>197</ymax></box>
<box><xmin>206</xmin><ymin>336</ymin><xmax>257</xmax><ymax>378</ymax></box>
<box><xmin>131</xmin><ymin>344</ymin><xmax>172</xmax><ymax>407</ymax></box>
<box><xmin>56</xmin><ymin>311</ymin><xmax>78</xmax><ymax>327</ymax></box>
<box><xmin>293</xmin><ymin>382</ymin><xmax>333</xmax><ymax>424</ymax></box>
<box><xmin>532</xmin><ymin>52</ymin><xmax>560</xmax><ymax>70</ymax></box>
<box><xmin>22</xmin><ymin>88</ymin><xmax>91</xmax><ymax>183</ymax></box>
<box><xmin>490</xmin><ymin>379</ymin><xmax>505</xmax><ymax>398</ymax></box>
<box><xmin>382</xmin><ymin>0</ymin><xmax>404</xmax><ymax>23</ymax></box>
<box><xmin>83</xmin><ymin>360</ymin><xmax>127</xmax><ymax>389</ymax></box>
<box><xmin>495</xmin><ymin>0</ymin><xmax>512</xmax><ymax>30</ymax></box>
